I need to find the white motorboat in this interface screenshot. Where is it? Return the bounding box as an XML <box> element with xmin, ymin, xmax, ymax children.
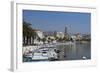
<box><xmin>32</xmin><ymin>52</ymin><xmax>48</xmax><ymax>60</ymax></box>
<box><xmin>24</xmin><ymin>46</ymin><xmax>58</xmax><ymax>61</ymax></box>
<box><xmin>48</xmin><ymin>49</ymin><xmax>58</xmax><ymax>60</ymax></box>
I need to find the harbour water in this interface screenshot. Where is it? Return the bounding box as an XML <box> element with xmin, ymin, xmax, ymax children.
<box><xmin>23</xmin><ymin>41</ymin><xmax>91</xmax><ymax>62</ymax></box>
<box><xmin>57</xmin><ymin>42</ymin><xmax>91</xmax><ymax>60</ymax></box>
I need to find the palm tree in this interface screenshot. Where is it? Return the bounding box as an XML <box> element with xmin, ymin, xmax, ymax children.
<box><xmin>28</xmin><ymin>27</ymin><xmax>37</xmax><ymax>45</ymax></box>
<box><xmin>63</xmin><ymin>36</ymin><xmax>67</xmax><ymax>42</ymax></box>
<box><xmin>23</xmin><ymin>21</ymin><xmax>30</xmax><ymax>45</ymax></box>
<box><xmin>47</xmin><ymin>37</ymin><xmax>51</xmax><ymax>43</ymax></box>
<box><xmin>42</xmin><ymin>37</ymin><xmax>46</xmax><ymax>44</ymax></box>
<box><xmin>55</xmin><ymin>36</ymin><xmax>59</xmax><ymax>42</ymax></box>
<box><xmin>37</xmin><ymin>37</ymin><xmax>41</xmax><ymax>42</ymax></box>
<box><xmin>23</xmin><ymin>21</ymin><xmax>37</xmax><ymax>46</ymax></box>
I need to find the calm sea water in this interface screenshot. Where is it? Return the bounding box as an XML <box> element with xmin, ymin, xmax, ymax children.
<box><xmin>57</xmin><ymin>42</ymin><xmax>91</xmax><ymax>60</ymax></box>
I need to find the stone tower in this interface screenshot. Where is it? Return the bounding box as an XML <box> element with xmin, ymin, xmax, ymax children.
<box><xmin>64</xmin><ymin>26</ymin><xmax>67</xmax><ymax>36</ymax></box>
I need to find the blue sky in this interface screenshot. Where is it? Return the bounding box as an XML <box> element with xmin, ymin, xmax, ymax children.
<box><xmin>23</xmin><ymin>10</ymin><xmax>91</xmax><ymax>34</ymax></box>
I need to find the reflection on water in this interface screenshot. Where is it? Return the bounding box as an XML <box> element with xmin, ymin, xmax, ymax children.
<box><xmin>57</xmin><ymin>42</ymin><xmax>91</xmax><ymax>60</ymax></box>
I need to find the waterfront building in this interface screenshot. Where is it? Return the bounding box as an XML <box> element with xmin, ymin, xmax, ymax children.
<box><xmin>75</xmin><ymin>33</ymin><xmax>82</xmax><ymax>40</ymax></box>
<box><xmin>43</xmin><ymin>31</ymin><xmax>56</xmax><ymax>43</ymax></box>
<box><xmin>56</xmin><ymin>32</ymin><xmax>64</xmax><ymax>38</ymax></box>
<box><xmin>71</xmin><ymin>35</ymin><xmax>76</xmax><ymax>40</ymax></box>
<box><xmin>34</xmin><ymin>30</ymin><xmax>44</xmax><ymax>44</ymax></box>
<box><xmin>36</xmin><ymin>30</ymin><xmax>44</xmax><ymax>39</ymax></box>
<box><xmin>82</xmin><ymin>34</ymin><xmax>91</xmax><ymax>41</ymax></box>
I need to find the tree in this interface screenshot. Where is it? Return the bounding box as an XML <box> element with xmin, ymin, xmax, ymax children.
<box><xmin>58</xmin><ymin>37</ymin><xmax>63</xmax><ymax>42</ymax></box>
<box><xmin>63</xmin><ymin>36</ymin><xmax>67</xmax><ymax>41</ymax></box>
<box><xmin>55</xmin><ymin>36</ymin><xmax>59</xmax><ymax>41</ymax></box>
<box><xmin>37</xmin><ymin>37</ymin><xmax>41</xmax><ymax>42</ymax></box>
<box><xmin>51</xmin><ymin>38</ymin><xmax>54</xmax><ymax>43</ymax></box>
<box><xmin>23</xmin><ymin>21</ymin><xmax>37</xmax><ymax>45</ymax></box>
<box><xmin>42</xmin><ymin>37</ymin><xmax>46</xmax><ymax>44</ymax></box>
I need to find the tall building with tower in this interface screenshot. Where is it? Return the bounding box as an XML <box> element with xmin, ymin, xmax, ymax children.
<box><xmin>64</xmin><ymin>26</ymin><xmax>68</xmax><ymax>36</ymax></box>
